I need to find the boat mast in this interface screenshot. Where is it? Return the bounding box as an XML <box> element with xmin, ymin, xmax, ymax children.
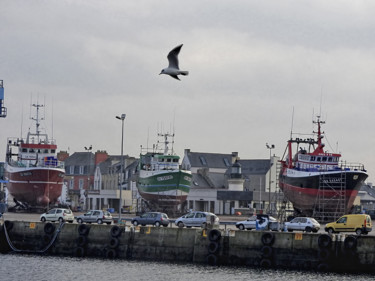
<box><xmin>30</xmin><ymin>103</ymin><xmax>45</xmax><ymax>143</ymax></box>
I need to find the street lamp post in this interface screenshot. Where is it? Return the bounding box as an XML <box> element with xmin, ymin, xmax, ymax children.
<box><xmin>84</xmin><ymin>145</ymin><xmax>92</xmax><ymax>211</ymax></box>
<box><xmin>266</xmin><ymin>143</ymin><xmax>275</xmax><ymax>214</ymax></box>
<box><xmin>116</xmin><ymin>114</ymin><xmax>126</xmax><ymax>221</ymax></box>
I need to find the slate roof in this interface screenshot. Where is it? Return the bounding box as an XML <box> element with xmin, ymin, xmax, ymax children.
<box><xmin>185</xmin><ymin>151</ymin><xmax>233</xmax><ymax>169</ymax></box>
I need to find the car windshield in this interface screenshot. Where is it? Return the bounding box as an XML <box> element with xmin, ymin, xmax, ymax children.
<box><xmin>310</xmin><ymin>218</ymin><xmax>319</xmax><ymax>224</ymax></box>
<box><xmin>64</xmin><ymin>210</ymin><xmax>72</xmax><ymax>214</ymax></box>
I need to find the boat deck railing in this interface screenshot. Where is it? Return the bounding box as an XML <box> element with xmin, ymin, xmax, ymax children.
<box><xmin>293</xmin><ymin>162</ymin><xmax>366</xmax><ymax>173</ymax></box>
<box><xmin>8</xmin><ymin>159</ymin><xmax>65</xmax><ymax>169</ymax></box>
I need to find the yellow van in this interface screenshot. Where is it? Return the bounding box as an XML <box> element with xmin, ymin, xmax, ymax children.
<box><xmin>325</xmin><ymin>214</ymin><xmax>372</xmax><ymax>235</ymax></box>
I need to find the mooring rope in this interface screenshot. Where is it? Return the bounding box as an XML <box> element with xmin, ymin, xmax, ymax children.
<box><xmin>3</xmin><ymin>221</ymin><xmax>65</xmax><ymax>253</ymax></box>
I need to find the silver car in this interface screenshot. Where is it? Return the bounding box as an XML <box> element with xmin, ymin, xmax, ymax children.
<box><xmin>131</xmin><ymin>212</ymin><xmax>170</xmax><ymax>227</ymax></box>
<box><xmin>76</xmin><ymin>210</ymin><xmax>113</xmax><ymax>225</ymax></box>
<box><xmin>175</xmin><ymin>211</ymin><xmax>219</xmax><ymax>228</ymax></box>
<box><xmin>284</xmin><ymin>217</ymin><xmax>320</xmax><ymax>233</ymax></box>
<box><xmin>40</xmin><ymin>208</ymin><xmax>74</xmax><ymax>223</ymax></box>
<box><xmin>236</xmin><ymin>214</ymin><xmax>279</xmax><ymax>231</ymax></box>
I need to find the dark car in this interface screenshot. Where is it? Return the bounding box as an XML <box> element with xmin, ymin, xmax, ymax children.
<box><xmin>131</xmin><ymin>212</ymin><xmax>170</xmax><ymax>227</ymax></box>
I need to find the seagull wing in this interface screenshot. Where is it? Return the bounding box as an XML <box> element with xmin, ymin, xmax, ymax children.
<box><xmin>167</xmin><ymin>44</ymin><xmax>183</xmax><ymax>69</ymax></box>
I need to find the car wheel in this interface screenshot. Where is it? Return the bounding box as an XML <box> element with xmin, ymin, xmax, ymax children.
<box><xmin>154</xmin><ymin>221</ymin><xmax>161</xmax><ymax>227</ymax></box>
<box><xmin>41</xmin><ymin>217</ymin><xmax>46</xmax><ymax>222</ymax></box>
<box><xmin>97</xmin><ymin>219</ymin><xmax>103</xmax><ymax>224</ymax></box>
<box><xmin>355</xmin><ymin>228</ymin><xmax>362</xmax><ymax>235</ymax></box>
<box><xmin>238</xmin><ymin>224</ymin><xmax>245</xmax><ymax>231</ymax></box>
<box><xmin>177</xmin><ymin>222</ymin><xmax>184</xmax><ymax>228</ymax></box>
<box><xmin>133</xmin><ymin>220</ymin><xmax>139</xmax><ymax>226</ymax></box>
<box><xmin>305</xmin><ymin>226</ymin><xmax>312</xmax><ymax>233</ymax></box>
<box><xmin>77</xmin><ymin>218</ymin><xmax>83</xmax><ymax>224</ymax></box>
<box><xmin>58</xmin><ymin>217</ymin><xmax>64</xmax><ymax>223</ymax></box>
<box><xmin>327</xmin><ymin>228</ymin><xmax>334</xmax><ymax>234</ymax></box>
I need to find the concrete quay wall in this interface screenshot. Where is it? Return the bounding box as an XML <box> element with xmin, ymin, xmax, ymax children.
<box><xmin>1</xmin><ymin>220</ymin><xmax>375</xmax><ymax>273</ymax></box>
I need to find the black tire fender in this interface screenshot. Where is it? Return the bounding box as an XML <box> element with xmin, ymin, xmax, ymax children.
<box><xmin>110</xmin><ymin>225</ymin><xmax>122</xmax><ymax>238</ymax></box>
<box><xmin>208</xmin><ymin>229</ymin><xmax>221</xmax><ymax>242</ymax></box>
<box><xmin>78</xmin><ymin>224</ymin><xmax>90</xmax><ymax>236</ymax></box>
<box><xmin>318</xmin><ymin>234</ymin><xmax>332</xmax><ymax>248</ymax></box>
<box><xmin>44</xmin><ymin>222</ymin><xmax>55</xmax><ymax>234</ymax></box>
<box><xmin>208</xmin><ymin>241</ymin><xmax>220</xmax><ymax>254</ymax></box>
<box><xmin>261</xmin><ymin>232</ymin><xmax>275</xmax><ymax>246</ymax></box>
<box><xmin>344</xmin><ymin>235</ymin><xmax>357</xmax><ymax>250</ymax></box>
<box><xmin>105</xmin><ymin>248</ymin><xmax>117</xmax><ymax>259</ymax></box>
<box><xmin>261</xmin><ymin>245</ymin><xmax>273</xmax><ymax>258</ymax></box>
<box><xmin>260</xmin><ymin>258</ymin><xmax>272</xmax><ymax>268</ymax></box>
<box><xmin>109</xmin><ymin>237</ymin><xmax>120</xmax><ymax>249</ymax></box>
<box><xmin>75</xmin><ymin>246</ymin><xmax>85</xmax><ymax>257</ymax></box>
<box><xmin>77</xmin><ymin>235</ymin><xmax>88</xmax><ymax>247</ymax></box>
<box><xmin>206</xmin><ymin>254</ymin><xmax>217</xmax><ymax>266</ymax></box>
<box><xmin>317</xmin><ymin>248</ymin><xmax>330</xmax><ymax>261</ymax></box>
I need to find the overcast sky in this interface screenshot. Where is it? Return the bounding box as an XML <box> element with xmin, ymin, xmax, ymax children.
<box><xmin>1</xmin><ymin>1</ymin><xmax>374</xmax><ymax>182</ymax></box>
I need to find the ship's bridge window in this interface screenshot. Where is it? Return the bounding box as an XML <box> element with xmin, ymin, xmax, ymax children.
<box><xmin>51</xmin><ymin>149</ymin><xmax>55</xmax><ymax>153</ymax></box>
<box><xmin>29</xmin><ymin>149</ymin><xmax>35</xmax><ymax>153</ymax></box>
<box><xmin>322</xmin><ymin>157</ymin><xmax>327</xmax><ymax>162</ymax></box>
<box><xmin>173</xmin><ymin>159</ymin><xmax>178</xmax><ymax>163</ymax></box>
<box><xmin>328</xmin><ymin>157</ymin><xmax>332</xmax><ymax>162</ymax></box>
<box><xmin>317</xmin><ymin>157</ymin><xmax>321</xmax><ymax>162</ymax></box>
<box><xmin>310</xmin><ymin>156</ymin><xmax>315</xmax><ymax>161</ymax></box>
<box><xmin>167</xmin><ymin>158</ymin><xmax>171</xmax><ymax>162</ymax></box>
<box><xmin>22</xmin><ymin>148</ymin><xmax>27</xmax><ymax>153</ymax></box>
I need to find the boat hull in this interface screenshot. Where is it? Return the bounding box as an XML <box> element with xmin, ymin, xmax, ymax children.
<box><xmin>5</xmin><ymin>164</ymin><xmax>65</xmax><ymax>207</ymax></box>
<box><xmin>279</xmin><ymin>168</ymin><xmax>368</xmax><ymax>214</ymax></box>
<box><xmin>137</xmin><ymin>170</ymin><xmax>192</xmax><ymax>206</ymax></box>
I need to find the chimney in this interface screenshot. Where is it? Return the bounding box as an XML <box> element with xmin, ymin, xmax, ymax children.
<box><xmin>57</xmin><ymin>151</ymin><xmax>69</xmax><ymax>161</ymax></box>
<box><xmin>95</xmin><ymin>150</ymin><xmax>108</xmax><ymax>165</ymax></box>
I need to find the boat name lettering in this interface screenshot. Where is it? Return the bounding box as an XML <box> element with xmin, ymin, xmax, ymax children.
<box><xmin>322</xmin><ymin>178</ymin><xmax>341</xmax><ymax>183</ymax></box>
<box><xmin>157</xmin><ymin>175</ymin><xmax>173</xmax><ymax>181</ymax></box>
<box><xmin>184</xmin><ymin>176</ymin><xmax>192</xmax><ymax>182</ymax></box>
<box><xmin>20</xmin><ymin>172</ymin><xmax>32</xmax><ymax>177</ymax></box>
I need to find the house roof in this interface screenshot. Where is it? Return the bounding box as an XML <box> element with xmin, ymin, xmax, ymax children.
<box><xmin>185</xmin><ymin>151</ymin><xmax>233</xmax><ymax>169</ymax></box>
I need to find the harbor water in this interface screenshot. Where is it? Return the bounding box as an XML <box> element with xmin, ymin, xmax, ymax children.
<box><xmin>1</xmin><ymin>254</ymin><xmax>373</xmax><ymax>281</ymax></box>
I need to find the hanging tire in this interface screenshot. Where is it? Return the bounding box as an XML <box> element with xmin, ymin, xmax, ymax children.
<box><xmin>105</xmin><ymin>248</ymin><xmax>117</xmax><ymax>259</ymax></box>
<box><xmin>260</xmin><ymin>258</ymin><xmax>272</xmax><ymax>268</ymax></box>
<box><xmin>78</xmin><ymin>224</ymin><xmax>90</xmax><ymax>236</ymax></box>
<box><xmin>110</xmin><ymin>225</ymin><xmax>122</xmax><ymax>237</ymax></box>
<box><xmin>77</xmin><ymin>235</ymin><xmax>88</xmax><ymax>247</ymax></box>
<box><xmin>206</xmin><ymin>254</ymin><xmax>217</xmax><ymax>266</ymax></box>
<box><xmin>261</xmin><ymin>246</ymin><xmax>273</xmax><ymax>258</ymax></box>
<box><xmin>318</xmin><ymin>248</ymin><xmax>330</xmax><ymax>261</ymax></box>
<box><xmin>208</xmin><ymin>241</ymin><xmax>220</xmax><ymax>254</ymax></box>
<box><xmin>261</xmin><ymin>232</ymin><xmax>275</xmax><ymax>246</ymax></box>
<box><xmin>318</xmin><ymin>234</ymin><xmax>332</xmax><ymax>248</ymax></box>
<box><xmin>109</xmin><ymin>237</ymin><xmax>120</xmax><ymax>249</ymax></box>
<box><xmin>75</xmin><ymin>246</ymin><xmax>85</xmax><ymax>257</ymax></box>
<box><xmin>317</xmin><ymin>262</ymin><xmax>329</xmax><ymax>272</ymax></box>
<box><xmin>344</xmin><ymin>235</ymin><xmax>357</xmax><ymax>250</ymax></box>
<box><xmin>208</xmin><ymin>229</ymin><xmax>221</xmax><ymax>242</ymax></box>
<box><xmin>44</xmin><ymin>222</ymin><xmax>55</xmax><ymax>234</ymax></box>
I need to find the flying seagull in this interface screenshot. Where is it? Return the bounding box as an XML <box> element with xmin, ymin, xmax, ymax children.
<box><xmin>159</xmin><ymin>44</ymin><xmax>189</xmax><ymax>80</ymax></box>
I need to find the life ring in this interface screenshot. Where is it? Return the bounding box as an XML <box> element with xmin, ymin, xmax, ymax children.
<box><xmin>318</xmin><ymin>234</ymin><xmax>332</xmax><ymax>248</ymax></box>
<box><xmin>105</xmin><ymin>248</ymin><xmax>117</xmax><ymax>259</ymax></box>
<box><xmin>77</xmin><ymin>235</ymin><xmax>88</xmax><ymax>247</ymax></box>
<box><xmin>4</xmin><ymin>220</ymin><xmax>13</xmax><ymax>231</ymax></box>
<box><xmin>206</xmin><ymin>254</ymin><xmax>217</xmax><ymax>266</ymax></box>
<box><xmin>317</xmin><ymin>262</ymin><xmax>329</xmax><ymax>272</ymax></box>
<box><xmin>261</xmin><ymin>245</ymin><xmax>273</xmax><ymax>258</ymax></box>
<box><xmin>75</xmin><ymin>246</ymin><xmax>85</xmax><ymax>257</ymax></box>
<box><xmin>261</xmin><ymin>232</ymin><xmax>275</xmax><ymax>246</ymax></box>
<box><xmin>208</xmin><ymin>229</ymin><xmax>221</xmax><ymax>242</ymax></box>
<box><xmin>44</xmin><ymin>222</ymin><xmax>55</xmax><ymax>234</ymax></box>
<box><xmin>78</xmin><ymin>224</ymin><xmax>90</xmax><ymax>236</ymax></box>
<box><xmin>260</xmin><ymin>258</ymin><xmax>272</xmax><ymax>268</ymax></box>
<box><xmin>344</xmin><ymin>235</ymin><xmax>357</xmax><ymax>250</ymax></box>
<box><xmin>110</xmin><ymin>225</ymin><xmax>122</xmax><ymax>238</ymax></box>
<box><xmin>109</xmin><ymin>237</ymin><xmax>120</xmax><ymax>249</ymax></box>
<box><xmin>208</xmin><ymin>241</ymin><xmax>220</xmax><ymax>254</ymax></box>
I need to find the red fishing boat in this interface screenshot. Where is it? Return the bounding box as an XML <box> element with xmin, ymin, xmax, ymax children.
<box><xmin>279</xmin><ymin>116</ymin><xmax>368</xmax><ymax>218</ymax></box>
<box><xmin>4</xmin><ymin>103</ymin><xmax>65</xmax><ymax>209</ymax></box>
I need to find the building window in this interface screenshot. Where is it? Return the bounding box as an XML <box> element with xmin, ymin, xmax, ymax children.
<box><xmin>79</xmin><ymin>166</ymin><xmax>84</xmax><ymax>175</ymax></box>
<box><xmin>199</xmin><ymin>156</ymin><xmax>207</xmax><ymax>166</ymax></box>
<box><xmin>69</xmin><ymin>179</ymin><xmax>74</xmax><ymax>189</ymax></box>
<box><xmin>69</xmin><ymin>166</ymin><xmax>74</xmax><ymax>174</ymax></box>
<box><xmin>79</xmin><ymin>179</ymin><xmax>84</xmax><ymax>190</ymax></box>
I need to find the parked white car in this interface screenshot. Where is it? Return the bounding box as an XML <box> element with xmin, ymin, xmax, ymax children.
<box><xmin>236</xmin><ymin>214</ymin><xmax>279</xmax><ymax>231</ymax></box>
<box><xmin>284</xmin><ymin>217</ymin><xmax>320</xmax><ymax>233</ymax></box>
<box><xmin>175</xmin><ymin>211</ymin><xmax>219</xmax><ymax>228</ymax></box>
<box><xmin>40</xmin><ymin>208</ymin><xmax>74</xmax><ymax>223</ymax></box>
